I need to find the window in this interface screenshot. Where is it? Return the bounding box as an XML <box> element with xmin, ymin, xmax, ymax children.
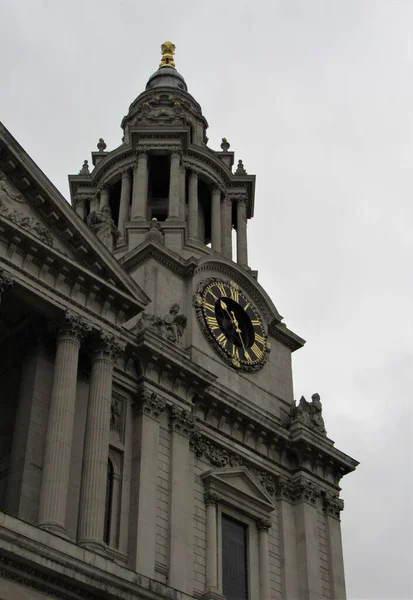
<box><xmin>222</xmin><ymin>514</ymin><xmax>248</xmax><ymax>600</ymax></box>
<box><xmin>104</xmin><ymin>459</ymin><xmax>114</xmax><ymax>545</ymax></box>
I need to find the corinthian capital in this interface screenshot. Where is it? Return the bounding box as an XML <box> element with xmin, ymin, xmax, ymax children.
<box><xmin>56</xmin><ymin>310</ymin><xmax>92</xmax><ymax>341</ymax></box>
<box><xmin>93</xmin><ymin>330</ymin><xmax>126</xmax><ymax>360</ymax></box>
<box><xmin>170</xmin><ymin>405</ymin><xmax>195</xmax><ymax>436</ymax></box>
<box><xmin>204</xmin><ymin>492</ymin><xmax>220</xmax><ymax>506</ymax></box>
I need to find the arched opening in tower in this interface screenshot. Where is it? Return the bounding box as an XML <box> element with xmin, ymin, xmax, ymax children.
<box><xmin>148</xmin><ymin>155</ymin><xmax>170</xmax><ymax>221</ymax></box>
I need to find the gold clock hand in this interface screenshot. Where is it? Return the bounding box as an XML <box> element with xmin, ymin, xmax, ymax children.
<box><xmin>230</xmin><ymin>310</ymin><xmax>247</xmax><ymax>352</ymax></box>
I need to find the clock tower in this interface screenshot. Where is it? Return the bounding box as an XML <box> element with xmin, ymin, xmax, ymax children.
<box><xmin>0</xmin><ymin>42</ymin><xmax>358</xmax><ymax>600</ymax></box>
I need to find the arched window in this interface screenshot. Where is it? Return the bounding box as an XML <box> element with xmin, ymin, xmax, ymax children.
<box><xmin>104</xmin><ymin>459</ymin><xmax>114</xmax><ymax>545</ymax></box>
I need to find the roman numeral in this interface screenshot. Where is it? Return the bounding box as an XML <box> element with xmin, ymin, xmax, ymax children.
<box><xmin>216</xmin><ymin>332</ymin><xmax>227</xmax><ymax>347</ymax></box>
<box><xmin>206</xmin><ymin>316</ymin><xmax>219</xmax><ymax>330</ymax></box>
<box><xmin>251</xmin><ymin>343</ymin><xmax>263</xmax><ymax>359</ymax></box>
<box><xmin>244</xmin><ymin>350</ymin><xmax>252</xmax><ymax>363</ymax></box>
<box><xmin>208</xmin><ymin>288</ymin><xmax>218</xmax><ymax>300</ymax></box>
<box><xmin>230</xmin><ymin>287</ymin><xmax>239</xmax><ymax>303</ymax></box>
<box><xmin>251</xmin><ymin>319</ymin><xmax>261</xmax><ymax>326</ymax></box>
<box><xmin>217</xmin><ymin>282</ymin><xmax>227</xmax><ymax>296</ymax></box>
<box><xmin>232</xmin><ymin>346</ymin><xmax>240</xmax><ymax>360</ymax></box>
<box><xmin>254</xmin><ymin>333</ymin><xmax>265</xmax><ymax>344</ymax></box>
<box><xmin>204</xmin><ymin>301</ymin><xmax>215</xmax><ymax>313</ymax></box>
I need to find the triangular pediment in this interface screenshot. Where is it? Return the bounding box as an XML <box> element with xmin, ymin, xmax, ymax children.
<box><xmin>201</xmin><ymin>467</ymin><xmax>274</xmax><ymax>518</ymax></box>
<box><xmin>0</xmin><ymin>123</ymin><xmax>150</xmax><ymax>318</ymax></box>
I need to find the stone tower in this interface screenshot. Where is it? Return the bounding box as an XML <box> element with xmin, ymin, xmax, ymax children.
<box><xmin>0</xmin><ymin>42</ymin><xmax>358</xmax><ymax>600</ymax></box>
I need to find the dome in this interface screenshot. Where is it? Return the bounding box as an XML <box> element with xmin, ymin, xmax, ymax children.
<box><xmin>145</xmin><ymin>66</ymin><xmax>188</xmax><ymax>92</ymax></box>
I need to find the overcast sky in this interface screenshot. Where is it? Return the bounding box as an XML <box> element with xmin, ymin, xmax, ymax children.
<box><xmin>1</xmin><ymin>1</ymin><xmax>412</xmax><ymax>598</ymax></box>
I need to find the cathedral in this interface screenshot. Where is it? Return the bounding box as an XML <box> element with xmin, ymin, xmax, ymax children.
<box><xmin>0</xmin><ymin>42</ymin><xmax>358</xmax><ymax>600</ymax></box>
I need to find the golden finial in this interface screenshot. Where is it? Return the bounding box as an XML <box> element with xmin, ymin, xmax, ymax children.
<box><xmin>159</xmin><ymin>41</ymin><xmax>176</xmax><ymax>68</ymax></box>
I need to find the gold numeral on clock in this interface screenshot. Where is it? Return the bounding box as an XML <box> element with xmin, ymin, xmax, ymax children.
<box><xmin>206</xmin><ymin>316</ymin><xmax>219</xmax><ymax>330</ymax></box>
<box><xmin>251</xmin><ymin>343</ymin><xmax>263</xmax><ymax>359</ymax></box>
<box><xmin>208</xmin><ymin>289</ymin><xmax>218</xmax><ymax>300</ymax></box>
<box><xmin>230</xmin><ymin>287</ymin><xmax>239</xmax><ymax>303</ymax></box>
<box><xmin>217</xmin><ymin>282</ymin><xmax>227</xmax><ymax>296</ymax></box>
<box><xmin>244</xmin><ymin>350</ymin><xmax>252</xmax><ymax>363</ymax></box>
<box><xmin>232</xmin><ymin>345</ymin><xmax>240</xmax><ymax>360</ymax></box>
<box><xmin>254</xmin><ymin>333</ymin><xmax>265</xmax><ymax>344</ymax></box>
<box><xmin>251</xmin><ymin>319</ymin><xmax>260</xmax><ymax>326</ymax></box>
<box><xmin>216</xmin><ymin>333</ymin><xmax>227</xmax><ymax>348</ymax></box>
<box><xmin>204</xmin><ymin>301</ymin><xmax>215</xmax><ymax>313</ymax></box>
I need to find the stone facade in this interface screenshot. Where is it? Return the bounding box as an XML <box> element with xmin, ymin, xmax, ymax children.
<box><xmin>0</xmin><ymin>42</ymin><xmax>358</xmax><ymax>600</ymax></box>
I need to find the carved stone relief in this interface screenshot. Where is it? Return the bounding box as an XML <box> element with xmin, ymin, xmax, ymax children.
<box><xmin>137</xmin><ymin>303</ymin><xmax>187</xmax><ymax>345</ymax></box>
<box><xmin>282</xmin><ymin>393</ymin><xmax>327</xmax><ymax>435</ymax></box>
<box><xmin>87</xmin><ymin>205</ymin><xmax>120</xmax><ymax>252</ymax></box>
<box><xmin>0</xmin><ymin>198</ymin><xmax>54</xmax><ymax>247</ymax></box>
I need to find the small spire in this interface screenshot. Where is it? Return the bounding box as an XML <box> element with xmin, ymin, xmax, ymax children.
<box><xmin>159</xmin><ymin>41</ymin><xmax>176</xmax><ymax>69</ymax></box>
<box><xmin>79</xmin><ymin>160</ymin><xmax>90</xmax><ymax>175</ymax></box>
<box><xmin>97</xmin><ymin>138</ymin><xmax>107</xmax><ymax>152</ymax></box>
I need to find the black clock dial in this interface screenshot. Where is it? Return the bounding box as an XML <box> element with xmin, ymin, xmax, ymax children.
<box><xmin>194</xmin><ymin>278</ymin><xmax>270</xmax><ymax>371</ymax></box>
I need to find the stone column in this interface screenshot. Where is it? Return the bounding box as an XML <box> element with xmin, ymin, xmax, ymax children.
<box><xmin>0</xmin><ymin>269</ymin><xmax>13</xmax><ymax>307</ymax></box>
<box><xmin>179</xmin><ymin>165</ymin><xmax>186</xmax><ymax>220</ymax></box>
<box><xmin>128</xmin><ymin>390</ymin><xmax>166</xmax><ymax>578</ymax></box>
<box><xmin>221</xmin><ymin>197</ymin><xmax>232</xmax><ymax>260</ymax></box>
<box><xmin>38</xmin><ymin>310</ymin><xmax>91</xmax><ymax>534</ymax></box>
<box><xmin>100</xmin><ymin>186</ymin><xmax>110</xmax><ymax>209</ymax></box>
<box><xmin>188</xmin><ymin>170</ymin><xmax>198</xmax><ymax>240</ymax></box>
<box><xmin>277</xmin><ymin>486</ymin><xmax>300</xmax><ymax>600</ymax></box>
<box><xmin>236</xmin><ymin>197</ymin><xmax>248</xmax><ymax>266</ymax></box>
<box><xmin>77</xmin><ymin>332</ymin><xmax>125</xmax><ymax>550</ymax></box>
<box><xmin>211</xmin><ymin>187</ymin><xmax>221</xmax><ymax>252</ymax></box>
<box><xmin>118</xmin><ymin>169</ymin><xmax>132</xmax><ymax>234</ymax></box>
<box><xmin>168</xmin><ymin>407</ymin><xmax>195</xmax><ymax>594</ymax></box>
<box><xmin>257</xmin><ymin>518</ymin><xmax>272</xmax><ymax>600</ymax></box>
<box><xmin>168</xmin><ymin>152</ymin><xmax>181</xmax><ymax>220</ymax></box>
<box><xmin>204</xmin><ymin>492</ymin><xmax>220</xmax><ymax>596</ymax></box>
<box><xmin>131</xmin><ymin>152</ymin><xmax>148</xmax><ymax>220</ymax></box>
<box><xmin>324</xmin><ymin>495</ymin><xmax>347</xmax><ymax>600</ymax></box>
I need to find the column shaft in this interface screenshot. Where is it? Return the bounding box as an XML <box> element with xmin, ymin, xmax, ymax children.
<box><xmin>78</xmin><ymin>336</ymin><xmax>122</xmax><ymax>549</ymax></box>
<box><xmin>131</xmin><ymin>153</ymin><xmax>148</xmax><ymax>220</ymax></box>
<box><xmin>188</xmin><ymin>171</ymin><xmax>198</xmax><ymax>240</ymax></box>
<box><xmin>258</xmin><ymin>526</ymin><xmax>271</xmax><ymax>600</ymax></box>
<box><xmin>100</xmin><ymin>187</ymin><xmax>110</xmax><ymax>209</ymax></box>
<box><xmin>236</xmin><ymin>198</ymin><xmax>248</xmax><ymax>266</ymax></box>
<box><xmin>38</xmin><ymin>312</ymin><xmax>89</xmax><ymax>534</ymax></box>
<box><xmin>221</xmin><ymin>197</ymin><xmax>232</xmax><ymax>259</ymax></box>
<box><xmin>211</xmin><ymin>187</ymin><xmax>221</xmax><ymax>252</ymax></box>
<box><xmin>205</xmin><ymin>495</ymin><xmax>219</xmax><ymax>592</ymax></box>
<box><xmin>168</xmin><ymin>152</ymin><xmax>180</xmax><ymax>220</ymax></box>
<box><xmin>118</xmin><ymin>169</ymin><xmax>132</xmax><ymax>233</ymax></box>
<box><xmin>326</xmin><ymin>514</ymin><xmax>347</xmax><ymax>599</ymax></box>
<box><xmin>179</xmin><ymin>165</ymin><xmax>186</xmax><ymax>220</ymax></box>
<box><xmin>75</xmin><ymin>198</ymin><xmax>86</xmax><ymax>220</ymax></box>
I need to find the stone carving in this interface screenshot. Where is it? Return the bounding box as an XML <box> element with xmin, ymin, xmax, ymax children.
<box><xmin>87</xmin><ymin>205</ymin><xmax>120</xmax><ymax>252</ymax></box>
<box><xmin>292</xmin><ymin>479</ymin><xmax>321</xmax><ymax>504</ymax></box>
<box><xmin>79</xmin><ymin>160</ymin><xmax>90</xmax><ymax>175</ymax></box>
<box><xmin>256</xmin><ymin>518</ymin><xmax>272</xmax><ymax>531</ymax></box>
<box><xmin>189</xmin><ymin>429</ymin><xmax>207</xmax><ymax>457</ymax></box>
<box><xmin>220</xmin><ymin>138</ymin><xmax>230</xmax><ymax>151</ymax></box>
<box><xmin>0</xmin><ymin>172</ymin><xmax>25</xmax><ymax>203</ymax></box>
<box><xmin>0</xmin><ymin>269</ymin><xmax>13</xmax><ymax>306</ymax></box>
<box><xmin>55</xmin><ymin>309</ymin><xmax>92</xmax><ymax>341</ymax></box>
<box><xmin>93</xmin><ymin>330</ymin><xmax>126</xmax><ymax>360</ymax></box>
<box><xmin>97</xmin><ymin>138</ymin><xmax>107</xmax><ymax>152</ymax></box>
<box><xmin>323</xmin><ymin>492</ymin><xmax>344</xmax><ymax>518</ymax></box>
<box><xmin>110</xmin><ymin>397</ymin><xmax>123</xmax><ymax>434</ymax></box>
<box><xmin>138</xmin><ymin>303</ymin><xmax>187</xmax><ymax>345</ymax></box>
<box><xmin>235</xmin><ymin>159</ymin><xmax>247</xmax><ymax>175</ymax></box>
<box><xmin>283</xmin><ymin>393</ymin><xmax>326</xmax><ymax>435</ymax></box>
<box><xmin>204</xmin><ymin>492</ymin><xmax>220</xmax><ymax>506</ymax></box>
<box><xmin>170</xmin><ymin>405</ymin><xmax>196</xmax><ymax>435</ymax></box>
<box><xmin>140</xmin><ymin>390</ymin><xmax>166</xmax><ymax>418</ymax></box>
<box><xmin>146</xmin><ymin>217</ymin><xmax>164</xmax><ymax>244</ymax></box>
<box><xmin>0</xmin><ymin>198</ymin><xmax>54</xmax><ymax>247</ymax></box>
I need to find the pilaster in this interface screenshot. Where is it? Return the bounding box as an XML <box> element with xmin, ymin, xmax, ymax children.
<box><xmin>128</xmin><ymin>388</ymin><xmax>166</xmax><ymax>578</ymax></box>
<box><xmin>236</xmin><ymin>196</ymin><xmax>248</xmax><ymax>266</ymax></box>
<box><xmin>221</xmin><ymin>197</ymin><xmax>232</xmax><ymax>260</ymax></box>
<box><xmin>168</xmin><ymin>406</ymin><xmax>195</xmax><ymax>594</ymax></box>
<box><xmin>203</xmin><ymin>492</ymin><xmax>224</xmax><ymax>600</ymax></box>
<box><xmin>131</xmin><ymin>153</ymin><xmax>148</xmax><ymax>220</ymax></box>
<box><xmin>167</xmin><ymin>152</ymin><xmax>181</xmax><ymax>220</ymax></box>
<box><xmin>118</xmin><ymin>168</ymin><xmax>132</xmax><ymax>234</ymax></box>
<box><xmin>211</xmin><ymin>187</ymin><xmax>221</xmax><ymax>253</ymax></box>
<box><xmin>256</xmin><ymin>518</ymin><xmax>271</xmax><ymax>600</ymax></box>
<box><xmin>99</xmin><ymin>186</ymin><xmax>110</xmax><ymax>209</ymax></box>
<box><xmin>324</xmin><ymin>493</ymin><xmax>347</xmax><ymax>599</ymax></box>
<box><xmin>188</xmin><ymin>170</ymin><xmax>199</xmax><ymax>240</ymax></box>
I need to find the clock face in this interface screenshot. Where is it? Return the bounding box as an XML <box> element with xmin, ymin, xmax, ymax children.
<box><xmin>194</xmin><ymin>278</ymin><xmax>270</xmax><ymax>371</ymax></box>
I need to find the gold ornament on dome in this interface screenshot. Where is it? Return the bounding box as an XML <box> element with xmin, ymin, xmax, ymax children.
<box><xmin>159</xmin><ymin>41</ymin><xmax>176</xmax><ymax>68</ymax></box>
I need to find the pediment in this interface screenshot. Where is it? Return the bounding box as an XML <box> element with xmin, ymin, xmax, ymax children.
<box><xmin>0</xmin><ymin>123</ymin><xmax>150</xmax><ymax>318</ymax></box>
<box><xmin>201</xmin><ymin>467</ymin><xmax>274</xmax><ymax>517</ymax></box>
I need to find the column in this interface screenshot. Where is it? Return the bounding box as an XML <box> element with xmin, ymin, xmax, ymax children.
<box><xmin>188</xmin><ymin>170</ymin><xmax>198</xmax><ymax>240</ymax></box>
<box><xmin>277</xmin><ymin>492</ymin><xmax>300</xmax><ymax>599</ymax></box>
<box><xmin>221</xmin><ymin>197</ymin><xmax>232</xmax><ymax>260</ymax></box>
<box><xmin>295</xmin><ymin>485</ymin><xmax>323</xmax><ymax>600</ymax></box>
<box><xmin>128</xmin><ymin>390</ymin><xmax>165</xmax><ymax>578</ymax></box>
<box><xmin>118</xmin><ymin>169</ymin><xmax>132</xmax><ymax>234</ymax></box>
<box><xmin>169</xmin><ymin>407</ymin><xmax>195</xmax><ymax>594</ymax></box>
<box><xmin>77</xmin><ymin>332</ymin><xmax>125</xmax><ymax>550</ymax></box>
<box><xmin>131</xmin><ymin>152</ymin><xmax>148</xmax><ymax>220</ymax></box>
<box><xmin>167</xmin><ymin>152</ymin><xmax>180</xmax><ymax>220</ymax></box>
<box><xmin>100</xmin><ymin>186</ymin><xmax>110</xmax><ymax>209</ymax></box>
<box><xmin>211</xmin><ymin>187</ymin><xmax>221</xmax><ymax>252</ymax></box>
<box><xmin>179</xmin><ymin>165</ymin><xmax>186</xmax><ymax>220</ymax></box>
<box><xmin>0</xmin><ymin>269</ymin><xmax>13</xmax><ymax>307</ymax></box>
<box><xmin>204</xmin><ymin>492</ymin><xmax>220</xmax><ymax>596</ymax></box>
<box><xmin>38</xmin><ymin>310</ymin><xmax>90</xmax><ymax>534</ymax></box>
<box><xmin>236</xmin><ymin>197</ymin><xmax>248</xmax><ymax>266</ymax></box>
<box><xmin>257</xmin><ymin>518</ymin><xmax>272</xmax><ymax>600</ymax></box>
<box><xmin>74</xmin><ymin>196</ymin><xmax>86</xmax><ymax>220</ymax></box>
<box><xmin>325</xmin><ymin>495</ymin><xmax>347</xmax><ymax>599</ymax></box>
